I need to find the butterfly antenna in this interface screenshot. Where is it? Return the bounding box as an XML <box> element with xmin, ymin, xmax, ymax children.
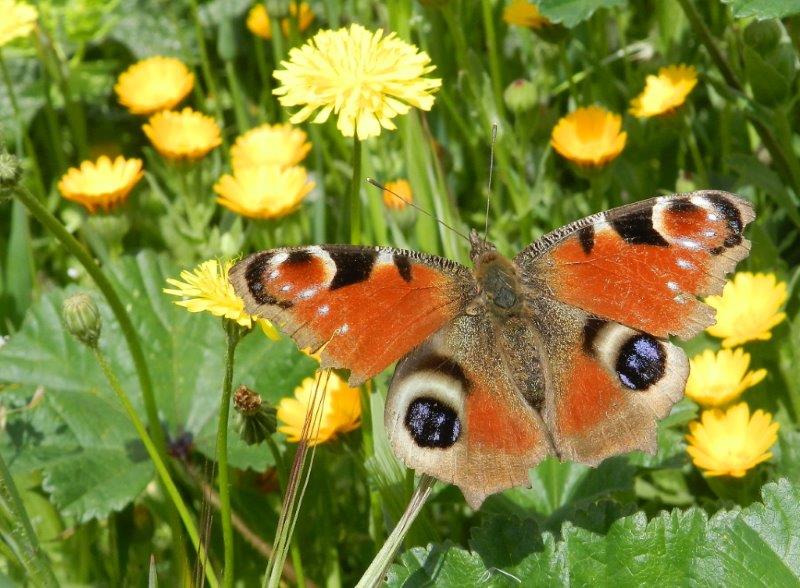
<box><xmin>365</xmin><ymin>178</ymin><xmax>470</xmax><ymax>242</ymax></box>
<box><xmin>484</xmin><ymin>124</ymin><xmax>498</xmax><ymax>245</ymax></box>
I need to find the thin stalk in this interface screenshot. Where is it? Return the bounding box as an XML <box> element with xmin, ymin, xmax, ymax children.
<box><xmin>480</xmin><ymin>0</ymin><xmax>507</xmax><ymax>120</ymax></box>
<box><xmin>92</xmin><ymin>348</ymin><xmax>219</xmax><ymax>588</ymax></box>
<box><xmin>349</xmin><ymin>135</ymin><xmax>363</xmax><ymax>244</ymax></box>
<box><xmin>224</xmin><ymin>60</ymin><xmax>250</xmax><ymax>133</ymax></box>
<box><xmin>0</xmin><ymin>452</ymin><xmax>58</xmax><ymax>587</ymax></box>
<box><xmin>355</xmin><ymin>475</ymin><xmax>436</xmax><ymax>588</ymax></box>
<box><xmin>33</xmin><ymin>35</ymin><xmax>67</xmax><ymax>173</ymax></box>
<box><xmin>186</xmin><ymin>0</ymin><xmax>226</xmax><ymax>128</ymax></box>
<box><xmin>217</xmin><ymin>321</ymin><xmax>243</xmax><ymax>588</ymax></box>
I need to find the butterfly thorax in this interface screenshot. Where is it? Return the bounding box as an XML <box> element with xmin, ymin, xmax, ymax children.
<box><xmin>469</xmin><ymin>232</ymin><xmax>523</xmax><ymax>316</ymax></box>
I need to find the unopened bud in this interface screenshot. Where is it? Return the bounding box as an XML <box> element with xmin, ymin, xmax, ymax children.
<box><xmin>234</xmin><ymin>385</ymin><xmax>277</xmax><ymax>445</ymax></box>
<box><xmin>0</xmin><ymin>151</ymin><xmax>22</xmax><ymax>189</ymax></box>
<box><xmin>504</xmin><ymin>79</ymin><xmax>538</xmax><ymax>112</ymax></box>
<box><xmin>62</xmin><ymin>293</ymin><xmax>102</xmax><ymax>348</ymax></box>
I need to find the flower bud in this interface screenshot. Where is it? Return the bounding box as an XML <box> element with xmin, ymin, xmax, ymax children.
<box><xmin>62</xmin><ymin>293</ymin><xmax>102</xmax><ymax>348</ymax></box>
<box><xmin>504</xmin><ymin>79</ymin><xmax>537</xmax><ymax>112</ymax></box>
<box><xmin>234</xmin><ymin>385</ymin><xmax>277</xmax><ymax>445</ymax></box>
<box><xmin>743</xmin><ymin>20</ymin><xmax>782</xmax><ymax>52</ymax></box>
<box><xmin>0</xmin><ymin>151</ymin><xmax>22</xmax><ymax>189</ymax></box>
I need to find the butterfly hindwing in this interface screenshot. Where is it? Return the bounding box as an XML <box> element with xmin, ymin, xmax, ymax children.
<box><xmin>230</xmin><ymin>245</ymin><xmax>476</xmax><ymax>385</ymax></box>
<box><xmin>515</xmin><ymin>191</ymin><xmax>754</xmax><ymax>339</ymax></box>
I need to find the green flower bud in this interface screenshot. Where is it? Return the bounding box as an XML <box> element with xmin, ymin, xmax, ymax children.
<box><xmin>504</xmin><ymin>79</ymin><xmax>538</xmax><ymax>112</ymax></box>
<box><xmin>743</xmin><ymin>20</ymin><xmax>782</xmax><ymax>52</ymax></box>
<box><xmin>234</xmin><ymin>385</ymin><xmax>277</xmax><ymax>446</ymax></box>
<box><xmin>62</xmin><ymin>293</ymin><xmax>102</xmax><ymax>348</ymax></box>
<box><xmin>0</xmin><ymin>151</ymin><xmax>22</xmax><ymax>189</ymax></box>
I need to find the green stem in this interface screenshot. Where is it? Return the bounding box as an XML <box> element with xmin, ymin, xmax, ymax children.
<box><xmin>349</xmin><ymin>135</ymin><xmax>363</xmax><ymax>245</ymax></box>
<box><xmin>0</xmin><ymin>452</ymin><xmax>58</xmax><ymax>587</ymax></box>
<box><xmin>92</xmin><ymin>348</ymin><xmax>219</xmax><ymax>588</ymax></box>
<box><xmin>187</xmin><ymin>0</ymin><xmax>227</xmax><ymax>132</ymax></box>
<box><xmin>218</xmin><ymin>321</ymin><xmax>243</xmax><ymax>588</ymax></box>
<box><xmin>33</xmin><ymin>35</ymin><xmax>67</xmax><ymax>173</ymax></box>
<box><xmin>224</xmin><ymin>60</ymin><xmax>250</xmax><ymax>133</ymax></box>
<box><xmin>480</xmin><ymin>0</ymin><xmax>506</xmax><ymax>119</ymax></box>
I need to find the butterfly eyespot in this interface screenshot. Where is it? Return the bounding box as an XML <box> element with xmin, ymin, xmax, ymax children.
<box><xmin>404</xmin><ymin>397</ymin><xmax>461</xmax><ymax>449</ymax></box>
<box><xmin>615</xmin><ymin>334</ymin><xmax>666</xmax><ymax>390</ymax></box>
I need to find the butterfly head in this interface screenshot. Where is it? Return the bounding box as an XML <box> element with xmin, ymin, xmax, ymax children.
<box><xmin>468</xmin><ymin>230</ymin><xmax>522</xmax><ymax>316</ymax></box>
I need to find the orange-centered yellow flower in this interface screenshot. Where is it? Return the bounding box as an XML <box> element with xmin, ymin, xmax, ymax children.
<box><xmin>383</xmin><ymin>179</ymin><xmax>413</xmax><ymax>210</ymax></box>
<box><xmin>143</xmin><ymin>108</ymin><xmax>221</xmax><ymax>160</ymax></box>
<box><xmin>503</xmin><ymin>0</ymin><xmax>550</xmax><ymax>29</ymax></box>
<box><xmin>164</xmin><ymin>259</ymin><xmax>279</xmax><ymax>338</ymax></box>
<box><xmin>0</xmin><ymin>0</ymin><xmax>38</xmax><ymax>47</ymax></box>
<box><xmin>273</xmin><ymin>23</ymin><xmax>441</xmax><ymax>139</ymax></box>
<box><xmin>214</xmin><ymin>165</ymin><xmax>314</xmax><ymax>219</ymax></box>
<box><xmin>630</xmin><ymin>65</ymin><xmax>698</xmax><ymax>118</ymax></box>
<box><xmin>230</xmin><ymin>123</ymin><xmax>311</xmax><ymax>172</ymax></box>
<box><xmin>686</xmin><ymin>402</ymin><xmax>779</xmax><ymax>477</ymax></box>
<box><xmin>114</xmin><ymin>56</ymin><xmax>194</xmax><ymax>116</ymax></box>
<box><xmin>550</xmin><ymin>106</ymin><xmax>627</xmax><ymax>167</ymax></box>
<box><xmin>277</xmin><ymin>372</ymin><xmax>361</xmax><ymax>446</ymax></box>
<box><xmin>706</xmin><ymin>272</ymin><xmax>788</xmax><ymax>347</ymax></box>
<box><xmin>246</xmin><ymin>2</ymin><xmax>315</xmax><ymax>40</ymax></box>
<box><xmin>57</xmin><ymin>155</ymin><xmax>143</xmax><ymax>213</ymax></box>
<box><xmin>685</xmin><ymin>348</ymin><xmax>767</xmax><ymax>407</ymax></box>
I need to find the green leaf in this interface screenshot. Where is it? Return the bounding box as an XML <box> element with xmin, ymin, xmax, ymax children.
<box><xmin>0</xmin><ymin>251</ymin><xmax>316</xmax><ymax>521</ymax></box>
<box><xmin>109</xmin><ymin>0</ymin><xmax>197</xmax><ymax>60</ymax></box>
<box><xmin>536</xmin><ymin>0</ymin><xmax>627</xmax><ymax>27</ymax></box>
<box><xmin>390</xmin><ymin>479</ymin><xmax>800</xmax><ymax>586</ymax></box>
<box><xmin>721</xmin><ymin>0</ymin><xmax>800</xmax><ymax>19</ymax></box>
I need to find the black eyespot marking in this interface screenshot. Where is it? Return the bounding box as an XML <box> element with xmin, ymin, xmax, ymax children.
<box><xmin>610</xmin><ymin>205</ymin><xmax>670</xmax><ymax>247</ymax></box>
<box><xmin>325</xmin><ymin>247</ymin><xmax>377</xmax><ymax>290</ymax></box>
<box><xmin>415</xmin><ymin>354</ymin><xmax>470</xmax><ymax>391</ymax></box>
<box><xmin>578</xmin><ymin>224</ymin><xmax>595</xmax><ymax>255</ymax></box>
<box><xmin>707</xmin><ymin>193</ymin><xmax>743</xmax><ymax>250</ymax></box>
<box><xmin>285</xmin><ymin>249</ymin><xmax>313</xmax><ymax>265</ymax></box>
<box><xmin>709</xmin><ymin>245</ymin><xmax>725</xmax><ymax>256</ymax></box>
<box><xmin>244</xmin><ymin>252</ymin><xmax>275</xmax><ymax>305</ymax></box>
<box><xmin>394</xmin><ymin>253</ymin><xmax>413</xmax><ymax>282</ymax></box>
<box><xmin>616</xmin><ymin>334</ymin><xmax>666</xmax><ymax>390</ymax></box>
<box><xmin>405</xmin><ymin>397</ymin><xmax>461</xmax><ymax>449</ymax></box>
<box><xmin>667</xmin><ymin>198</ymin><xmax>701</xmax><ymax>214</ymax></box>
<box><xmin>582</xmin><ymin>317</ymin><xmax>607</xmax><ymax>354</ymax></box>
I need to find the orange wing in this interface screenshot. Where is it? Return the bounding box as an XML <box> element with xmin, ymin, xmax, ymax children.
<box><xmin>515</xmin><ymin>191</ymin><xmax>754</xmax><ymax>339</ymax></box>
<box><xmin>230</xmin><ymin>246</ymin><xmax>476</xmax><ymax>385</ymax></box>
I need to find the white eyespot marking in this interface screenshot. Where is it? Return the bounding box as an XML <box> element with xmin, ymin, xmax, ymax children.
<box><xmin>340</xmin><ymin>323</ymin><xmax>350</xmax><ymax>334</ymax></box>
<box><xmin>299</xmin><ymin>288</ymin><xmax>317</xmax><ymax>300</ymax></box>
<box><xmin>280</xmin><ymin>284</ymin><xmax>292</xmax><ymax>293</ymax></box>
<box><xmin>690</xmin><ymin>195</ymin><xmax>712</xmax><ymax>209</ymax></box>
<box><xmin>272</xmin><ymin>252</ymin><xmax>289</xmax><ymax>265</ymax></box>
<box><xmin>703</xmin><ymin>230</ymin><xmax>716</xmax><ymax>238</ymax></box>
<box><xmin>268</xmin><ymin>269</ymin><xmax>280</xmax><ymax>280</ymax></box>
<box><xmin>377</xmin><ymin>250</ymin><xmax>394</xmax><ymax>266</ymax></box>
<box><xmin>318</xmin><ymin>304</ymin><xmax>330</xmax><ymax>316</ymax></box>
<box><xmin>676</xmin><ymin>258</ymin><xmax>694</xmax><ymax>270</ymax></box>
<box><xmin>708</xmin><ymin>213</ymin><xmax>719</xmax><ymax>222</ymax></box>
<box><xmin>667</xmin><ymin>281</ymin><xmax>679</xmax><ymax>292</ymax></box>
<box><xmin>676</xmin><ymin>238</ymin><xmax>701</xmax><ymax>250</ymax></box>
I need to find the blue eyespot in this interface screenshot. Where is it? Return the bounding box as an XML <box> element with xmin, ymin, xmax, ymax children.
<box><xmin>616</xmin><ymin>334</ymin><xmax>666</xmax><ymax>390</ymax></box>
<box><xmin>405</xmin><ymin>397</ymin><xmax>461</xmax><ymax>449</ymax></box>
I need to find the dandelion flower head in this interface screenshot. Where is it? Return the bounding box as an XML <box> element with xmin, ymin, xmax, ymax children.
<box><xmin>382</xmin><ymin>179</ymin><xmax>413</xmax><ymax>210</ymax></box>
<box><xmin>503</xmin><ymin>0</ymin><xmax>550</xmax><ymax>29</ymax></box>
<box><xmin>630</xmin><ymin>65</ymin><xmax>698</xmax><ymax>118</ymax></box>
<box><xmin>143</xmin><ymin>107</ymin><xmax>222</xmax><ymax>161</ymax></box>
<box><xmin>114</xmin><ymin>56</ymin><xmax>194</xmax><ymax>116</ymax></box>
<box><xmin>57</xmin><ymin>155</ymin><xmax>143</xmax><ymax>213</ymax></box>
<box><xmin>214</xmin><ymin>165</ymin><xmax>314</xmax><ymax>220</ymax></box>
<box><xmin>550</xmin><ymin>106</ymin><xmax>627</xmax><ymax>167</ymax></box>
<box><xmin>231</xmin><ymin>123</ymin><xmax>311</xmax><ymax>172</ymax></box>
<box><xmin>246</xmin><ymin>2</ymin><xmax>315</xmax><ymax>40</ymax></box>
<box><xmin>706</xmin><ymin>272</ymin><xmax>787</xmax><ymax>347</ymax></box>
<box><xmin>273</xmin><ymin>23</ymin><xmax>441</xmax><ymax>139</ymax></box>
<box><xmin>0</xmin><ymin>0</ymin><xmax>38</xmax><ymax>47</ymax></box>
<box><xmin>685</xmin><ymin>348</ymin><xmax>766</xmax><ymax>407</ymax></box>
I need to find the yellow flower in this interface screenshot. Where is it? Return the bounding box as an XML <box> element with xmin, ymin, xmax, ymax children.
<box><xmin>685</xmin><ymin>348</ymin><xmax>767</xmax><ymax>407</ymax></box>
<box><xmin>382</xmin><ymin>179</ymin><xmax>413</xmax><ymax>210</ymax></box>
<box><xmin>246</xmin><ymin>2</ymin><xmax>315</xmax><ymax>40</ymax></box>
<box><xmin>503</xmin><ymin>0</ymin><xmax>550</xmax><ymax>29</ymax></box>
<box><xmin>550</xmin><ymin>106</ymin><xmax>627</xmax><ymax>167</ymax></box>
<box><xmin>143</xmin><ymin>108</ymin><xmax>221</xmax><ymax>161</ymax></box>
<box><xmin>273</xmin><ymin>23</ymin><xmax>441</xmax><ymax>139</ymax></box>
<box><xmin>686</xmin><ymin>402</ymin><xmax>779</xmax><ymax>477</ymax></box>
<box><xmin>230</xmin><ymin>123</ymin><xmax>311</xmax><ymax>172</ymax></box>
<box><xmin>163</xmin><ymin>259</ymin><xmax>279</xmax><ymax>338</ymax></box>
<box><xmin>57</xmin><ymin>155</ymin><xmax>143</xmax><ymax>213</ymax></box>
<box><xmin>114</xmin><ymin>56</ymin><xmax>194</xmax><ymax>116</ymax></box>
<box><xmin>0</xmin><ymin>0</ymin><xmax>38</xmax><ymax>46</ymax></box>
<box><xmin>630</xmin><ymin>65</ymin><xmax>698</xmax><ymax>118</ymax></box>
<box><xmin>277</xmin><ymin>373</ymin><xmax>360</xmax><ymax>446</ymax></box>
<box><xmin>214</xmin><ymin>165</ymin><xmax>314</xmax><ymax>219</ymax></box>
<box><xmin>706</xmin><ymin>272</ymin><xmax>788</xmax><ymax>347</ymax></box>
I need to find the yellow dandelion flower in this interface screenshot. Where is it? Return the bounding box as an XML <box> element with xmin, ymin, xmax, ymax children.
<box><xmin>277</xmin><ymin>373</ymin><xmax>360</xmax><ymax>446</ymax></box>
<box><xmin>273</xmin><ymin>23</ymin><xmax>442</xmax><ymax>140</ymax></box>
<box><xmin>163</xmin><ymin>259</ymin><xmax>279</xmax><ymax>338</ymax></box>
<box><xmin>685</xmin><ymin>348</ymin><xmax>767</xmax><ymax>407</ymax></box>
<box><xmin>382</xmin><ymin>179</ymin><xmax>413</xmax><ymax>210</ymax></box>
<box><xmin>503</xmin><ymin>0</ymin><xmax>550</xmax><ymax>29</ymax></box>
<box><xmin>630</xmin><ymin>65</ymin><xmax>698</xmax><ymax>118</ymax></box>
<box><xmin>686</xmin><ymin>402</ymin><xmax>779</xmax><ymax>477</ymax></box>
<box><xmin>706</xmin><ymin>272</ymin><xmax>788</xmax><ymax>347</ymax></box>
<box><xmin>0</xmin><ymin>0</ymin><xmax>38</xmax><ymax>46</ymax></box>
<box><xmin>230</xmin><ymin>123</ymin><xmax>311</xmax><ymax>172</ymax></box>
<box><xmin>214</xmin><ymin>165</ymin><xmax>314</xmax><ymax>219</ymax></box>
<box><xmin>114</xmin><ymin>56</ymin><xmax>194</xmax><ymax>116</ymax></box>
<box><xmin>246</xmin><ymin>2</ymin><xmax>315</xmax><ymax>40</ymax></box>
<box><xmin>57</xmin><ymin>155</ymin><xmax>143</xmax><ymax>213</ymax></box>
<box><xmin>550</xmin><ymin>106</ymin><xmax>627</xmax><ymax>167</ymax></box>
<box><xmin>143</xmin><ymin>108</ymin><xmax>221</xmax><ymax>161</ymax></box>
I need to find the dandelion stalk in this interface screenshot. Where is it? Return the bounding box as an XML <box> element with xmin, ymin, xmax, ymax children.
<box><xmin>348</xmin><ymin>135</ymin><xmax>363</xmax><ymax>244</ymax></box>
<box><xmin>217</xmin><ymin>320</ymin><xmax>245</xmax><ymax>588</ymax></box>
<box><xmin>355</xmin><ymin>474</ymin><xmax>436</xmax><ymax>588</ymax></box>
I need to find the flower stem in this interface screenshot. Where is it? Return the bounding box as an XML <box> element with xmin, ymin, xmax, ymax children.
<box><xmin>480</xmin><ymin>0</ymin><xmax>506</xmax><ymax>120</ymax></box>
<box><xmin>91</xmin><ymin>347</ymin><xmax>219</xmax><ymax>588</ymax></box>
<box><xmin>355</xmin><ymin>474</ymin><xmax>436</xmax><ymax>588</ymax></box>
<box><xmin>218</xmin><ymin>320</ymin><xmax>244</xmax><ymax>588</ymax></box>
<box><xmin>0</xmin><ymin>451</ymin><xmax>58</xmax><ymax>587</ymax></box>
<box><xmin>348</xmin><ymin>135</ymin><xmax>363</xmax><ymax>244</ymax></box>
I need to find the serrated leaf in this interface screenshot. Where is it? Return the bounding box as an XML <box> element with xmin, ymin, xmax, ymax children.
<box><xmin>536</xmin><ymin>0</ymin><xmax>627</xmax><ymax>27</ymax></box>
<box><xmin>0</xmin><ymin>251</ymin><xmax>316</xmax><ymax>521</ymax></box>
<box><xmin>721</xmin><ymin>0</ymin><xmax>800</xmax><ymax>19</ymax></box>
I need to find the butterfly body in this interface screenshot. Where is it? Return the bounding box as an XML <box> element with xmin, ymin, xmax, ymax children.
<box><xmin>231</xmin><ymin>191</ymin><xmax>754</xmax><ymax>507</ymax></box>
